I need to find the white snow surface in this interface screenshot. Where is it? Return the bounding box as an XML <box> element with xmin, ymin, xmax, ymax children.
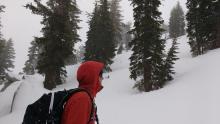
<box><xmin>0</xmin><ymin>35</ymin><xmax>220</xmax><ymax>124</ymax></box>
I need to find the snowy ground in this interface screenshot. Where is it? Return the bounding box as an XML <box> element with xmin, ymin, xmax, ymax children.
<box><xmin>0</xmin><ymin>35</ymin><xmax>220</xmax><ymax>124</ymax></box>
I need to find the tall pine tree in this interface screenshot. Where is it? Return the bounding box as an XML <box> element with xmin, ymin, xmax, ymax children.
<box><xmin>210</xmin><ymin>0</ymin><xmax>220</xmax><ymax>49</ymax></box>
<box><xmin>0</xmin><ymin>5</ymin><xmax>16</xmax><ymax>84</ymax></box>
<box><xmin>110</xmin><ymin>0</ymin><xmax>123</xmax><ymax>47</ymax></box>
<box><xmin>0</xmin><ymin>5</ymin><xmax>5</xmax><ymax>77</ymax></box>
<box><xmin>0</xmin><ymin>40</ymin><xmax>6</xmax><ymax>77</ymax></box>
<box><xmin>0</xmin><ymin>39</ymin><xmax>15</xmax><ymax>77</ymax></box>
<box><xmin>129</xmin><ymin>0</ymin><xmax>165</xmax><ymax>92</ymax></box>
<box><xmin>84</xmin><ymin>3</ymin><xmax>101</xmax><ymax>62</ymax></box>
<box><xmin>169</xmin><ymin>2</ymin><xmax>185</xmax><ymax>38</ymax></box>
<box><xmin>23</xmin><ymin>38</ymin><xmax>39</xmax><ymax>75</ymax></box>
<box><xmin>0</xmin><ymin>39</ymin><xmax>17</xmax><ymax>91</ymax></box>
<box><xmin>186</xmin><ymin>0</ymin><xmax>220</xmax><ymax>56</ymax></box>
<box><xmin>25</xmin><ymin>0</ymin><xmax>81</xmax><ymax>90</ymax></box>
<box><xmin>0</xmin><ymin>5</ymin><xmax>5</xmax><ymax>37</ymax></box>
<box><xmin>84</xmin><ymin>0</ymin><xmax>116</xmax><ymax>71</ymax></box>
<box><xmin>121</xmin><ymin>22</ymin><xmax>132</xmax><ymax>51</ymax></box>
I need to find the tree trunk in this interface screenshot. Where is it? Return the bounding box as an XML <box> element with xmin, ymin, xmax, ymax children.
<box><xmin>216</xmin><ymin>22</ymin><xmax>220</xmax><ymax>48</ymax></box>
<box><xmin>44</xmin><ymin>70</ymin><xmax>56</xmax><ymax>90</ymax></box>
<box><xmin>144</xmin><ymin>62</ymin><xmax>151</xmax><ymax>92</ymax></box>
<box><xmin>55</xmin><ymin>69</ymin><xmax>62</xmax><ymax>85</ymax></box>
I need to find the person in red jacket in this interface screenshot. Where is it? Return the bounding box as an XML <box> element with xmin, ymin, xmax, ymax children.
<box><xmin>61</xmin><ymin>61</ymin><xmax>104</xmax><ymax>124</ymax></box>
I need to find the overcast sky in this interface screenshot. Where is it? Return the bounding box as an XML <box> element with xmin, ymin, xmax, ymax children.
<box><xmin>1</xmin><ymin>0</ymin><xmax>187</xmax><ymax>73</ymax></box>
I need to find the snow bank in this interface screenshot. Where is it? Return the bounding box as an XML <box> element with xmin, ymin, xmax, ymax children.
<box><xmin>0</xmin><ymin>81</ymin><xmax>21</xmax><ymax>117</ymax></box>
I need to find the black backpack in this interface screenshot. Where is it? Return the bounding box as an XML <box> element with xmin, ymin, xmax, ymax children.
<box><xmin>22</xmin><ymin>88</ymin><xmax>98</xmax><ymax>124</ymax></box>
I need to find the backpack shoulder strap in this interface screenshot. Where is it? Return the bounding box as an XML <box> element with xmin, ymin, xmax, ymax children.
<box><xmin>66</xmin><ymin>88</ymin><xmax>95</xmax><ymax>124</ymax></box>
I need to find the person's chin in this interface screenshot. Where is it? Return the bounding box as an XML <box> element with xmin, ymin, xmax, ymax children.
<box><xmin>98</xmin><ymin>85</ymin><xmax>103</xmax><ymax>92</ymax></box>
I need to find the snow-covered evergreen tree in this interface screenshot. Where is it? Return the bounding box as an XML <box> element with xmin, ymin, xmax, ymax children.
<box><xmin>186</xmin><ymin>0</ymin><xmax>220</xmax><ymax>56</ymax></box>
<box><xmin>169</xmin><ymin>2</ymin><xmax>185</xmax><ymax>38</ymax></box>
<box><xmin>129</xmin><ymin>0</ymin><xmax>165</xmax><ymax>92</ymax></box>
<box><xmin>0</xmin><ymin>6</ymin><xmax>15</xmax><ymax>80</ymax></box>
<box><xmin>163</xmin><ymin>38</ymin><xmax>179</xmax><ymax>82</ymax></box>
<box><xmin>23</xmin><ymin>38</ymin><xmax>39</xmax><ymax>75</ymax></box>
<box><xmin>110</xmin><ymin>0</ymin><xmax>123</xmax><ymax>47</ymax></box>
<box><xmin>0</xmin><ymin>5</ymin><xmax>5</xmax><ymax>78</ymax></box>
<box><xmin>25</xmin><ymin>0</ymin><xmax>81</xmax><ymax>90</ymax></box>
<box><xmin>84</xmin><ymin>0</ymin><xmax>116</xmax><ymax>71</ymax></box>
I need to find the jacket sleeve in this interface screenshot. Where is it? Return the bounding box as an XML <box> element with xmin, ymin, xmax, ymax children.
<box><xmin>61</xmin><ymin>92</ymin><xmax>92</xmax><ymax>124</ymax></box>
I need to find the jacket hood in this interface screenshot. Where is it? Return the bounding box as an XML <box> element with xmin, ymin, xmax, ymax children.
<box><xmin>77</xmin><ymin>61</ymin><xmax>104</xmax><ymax>98</ymax></box>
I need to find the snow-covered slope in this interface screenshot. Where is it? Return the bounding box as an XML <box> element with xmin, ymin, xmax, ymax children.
<box><xmin>97</xmin><ymin>36</ymin><xmax>220</xmax><ymax>124</ymax></box>
<box><xmin>0</xmin><ymin>35</ymin><xmax>220</xmax><ymax>124</ymax></box>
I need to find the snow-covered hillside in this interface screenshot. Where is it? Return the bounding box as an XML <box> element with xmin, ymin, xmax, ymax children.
<box><xmin>0</xmin><ymin>35</ymin><xmax>220</xmax><ymax>124</ymax></box>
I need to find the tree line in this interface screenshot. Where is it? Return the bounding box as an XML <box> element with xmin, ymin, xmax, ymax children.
<box><xmin>1</xmin><ymin>0</ymin><xmax>219</xmax><ymax>92</ymax></box>
<box><xmin>23</xmin><ymin>0</ymin><xmax>131</xmax><ymax>90</ymax></box>
<box><xmin>0</xmin><ymin>5</ymin><xmax>16</xmax><ymax>84</ymax></box>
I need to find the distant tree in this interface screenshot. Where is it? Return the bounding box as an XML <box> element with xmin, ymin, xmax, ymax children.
<box><xmin>121</xmin><ymin>22</ymin><xmax>132</xmax><ymax>51</ymax></box>
<box><xmin>23</xmin><ymin>38</ymin><xmax>39</xmax><ymax>75</ymax></box>
<box><xmin>84</xmin><ymin>3</ymin><xmax>101</xmax><ymax>62</ymax></box>
<box><xmin>0</xmin><ymin>39</ymin><xmax>15</xmax><ymax>76</ymax></box>
<box><xmin>25</xmin><ymin>0</ymin><xmax>81</xmax><ymax>90</ymax></box>
<box><xmin>117</xmin><ymin>43</ymin><xmax>123</xmax><ymax>54</ymax></box>
<box><xmin>130</xmin><ymin>0</ymin><xmax>165</xmax><ymax>92</ymax></box>
<box><xmin>116</xmin><ymin>22</ymin><xmax>133</xmax><ymax>53</ymax></box>
<box><xmin>0</xmin><ymin>6</ymin><xmax>15</xmax><ymax>78</ymax></box>
<box><xmin>110</xmin><ymin>0</ymin><xmax>123</xmax><ymax>47</ymax></box>
<box><xmin>75</xmin><ymin>45</ymin><xmax>85</xmax><ymax>62</ymax></box>
<box><xmin>0</xmin><ymin>5</ymin><xmax>5</xmax><ymax>38</ymax></box>
<box><xmin>0</xmin><ymin>5</ymin><xmax>5</xmax><ymax>78</ymax></box>
<box><xmin>169</xmin><ymin>2</ymin><xmax>185</xmax><ymax>38</ymax></box>
<box><xmin>84</xmin><ymin>0</ymin><xmax>116</xmax><ymax>71</ymax></box>
<box><xmin>0</xmin><ymin>5</ymin><xmax>17</xmax><ymax>85</ymax></box>
<box><xmin>0</xmin><ymin>39</ymin><xmax>6</xmax><ymax>77</ymax></box>
<box><xmin>4</xmin><ymin>39</ymin><xmax>15</xmax><ymax>70</ymax></box>
<box><xmin>0</xmin><ymin>39</ymin><xmax>16</xmax><ymax>89</ymax></box>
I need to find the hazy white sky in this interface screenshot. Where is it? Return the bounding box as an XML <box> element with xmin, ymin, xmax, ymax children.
<box><xmin>1</xmin><ymin>0</ymin><xmax>187</xmax><ymax>73</ymax></box>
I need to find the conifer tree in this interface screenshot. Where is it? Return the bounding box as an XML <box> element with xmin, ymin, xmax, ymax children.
<box><xmin>209</xmin><ymin>0</ymin><xmax>220</xmax><ymax>49</ymax></box>
<box><xmin>186</xmin><ymin>0</ymin><xmax>201</xmax><ymax>56</ymax></box>
<box><xmin>0</xmin><ymin>5</ymin><xmax>5</xmax><ymax>78</ymax></box>
<box><xmin>4</xmin><ymin>39</ymin><xmax>15</xmax><ymax>70</ymax></box>
<box><xmin>163</xmin><ymin>38</ymin><xmax>179</xmax><ymax>82</ymax></box>
<box><xmin>0</xmin><ymin>39</ymin><xmax>15</xmax><ymax>76</ymax></box>
<box><xmin>0</xmin><ymin>5</ymin><xmax>16</xmax><ymax>83</ymax></box>
<box><xmin>169</xmin><ymin>2</ymin><xmax>185</xmax><ymax>38</ymax></box>
<box><xmin>84</xmin><ymin>3</ymin><xmax>100</xmax><ymax>62</ymax></box>
<box><xmin>84</xmin><ymin>0</ymin><xmax>116</xmax><ymax>71</ymax></box>
<box><xmin>130</xmin><ymin>0</ymin><xmax>165</xmax><ymax>92</ymax></box>
<box><xmin>186</xmin><ymin>0</ymin><xmax>220</xmax><ymax>56</ymax></box>
<box><xmin>25</xmin><ymin>0</ymin><xmax>81</xmax><ymax>90</ymax></box>
<box><xmin>110</xmin><ymin>0</ymin><xmax>123</xmax><ymax>47</ymax></box>
<box><xmin>0</xmin><ymin>40</ymin><xmax>6</xmax><ymax>77</ymax></box>
<box><xmin>0</xmin><ymin>5</ymin><xmax>5</xmax><ymax>37</ymax></box>
<box><xmin>23</xmin><ymin>38</ymin><xmax>39</xmax><ymax>75</ymax></box>
<box><xmin>121</xmin><ymin>22</ymin><xmax>132</xmax><ymax>51</ymax></box>
<box><xmin>117</xmin><ymin>43</ymin><xmax>123</xmax><ymax>54</ymax></box>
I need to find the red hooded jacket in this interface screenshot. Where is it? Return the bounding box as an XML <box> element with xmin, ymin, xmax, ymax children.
<box><xmin>61</xmin><ymin>61</ymin><xmax>104</xmax><ymax>124</ymax></box>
